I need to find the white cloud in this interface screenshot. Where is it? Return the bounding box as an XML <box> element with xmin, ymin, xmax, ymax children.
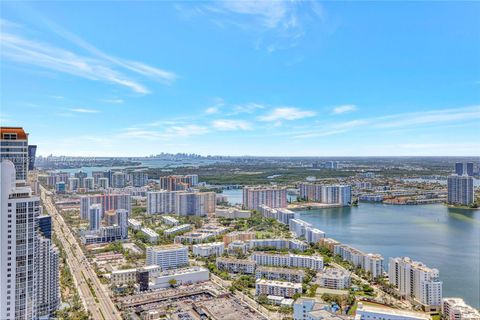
<box><xmin>232</xmin><ymin>103</ymin><xmax>265</xmax><ymax>114</ymax></box>
<box><xmin>259</xmin><ymin>107</ymin><xmax>316</xmax><ymax>122</ymax></box>
<box><xmin>103</xmin><ymin>99</ymin><xmax>124</xmax><ymax>104</ymax></box>
<box><xmin>331</xmin><ymin>104</ymin><xmax>357</xmax><ymax>115</ymax></box>
<box><xmin>69</xmin><ymin>108</ymin><xmax>99</xmax><ymax>113</ymax></box>
<box><xmin>205</xmin><ymin>107</ymin><xmax>219</xmax><ymax>114</ymax></box>
<box><xmin>290</xmin><ymin>105</ymin><xmax>480</xmax><ymax>139</ymax></box>
<box><xmin>212</xmin><ymin>119</ymin><xmax>251</xmax><ymax>131</ymax></box>
<box><xmin>0</xmin><ymin>19</ymin><xmax>176</xmax><ymax>94</ymax></box>
<box><xmin>165</xmin><ymin>125</ymin><xmax>209</xmax><ymax>137</ymax></box>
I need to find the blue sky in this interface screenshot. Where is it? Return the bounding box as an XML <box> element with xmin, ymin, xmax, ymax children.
<box><xmin>1</xmin><ymin>1</ymin><xmax>479</xmax><ymax>156</ymax></box>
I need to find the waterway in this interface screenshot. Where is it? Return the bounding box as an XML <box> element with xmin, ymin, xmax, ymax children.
<box><xmin>295</xmin><ymin>203</ymin><xmax>480</xmax><ymax>308</ymax></box>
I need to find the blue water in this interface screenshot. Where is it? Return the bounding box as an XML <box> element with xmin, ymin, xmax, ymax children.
<box><xmin>295</xmin><ymin>203</ymin><xmax>480</xmax><ymax>308</ymax></box>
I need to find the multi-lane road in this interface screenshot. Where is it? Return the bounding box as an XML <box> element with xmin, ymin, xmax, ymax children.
<box><xmin>40</xmin><ymin>186</ymin><xmax>122</xmax><ymax>320</ymax></box>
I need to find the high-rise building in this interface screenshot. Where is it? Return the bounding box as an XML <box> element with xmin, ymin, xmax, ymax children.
<box><xmin>147</xmin><ymin>190</ymin><xmax>180</xmax><ymax>214</ymax></box>
<box><xmin>175</xmin><ymin>192</ymin><xmax>216</xmax><ymax>216</ymax></box>
<box><xmin>27</xmin><ymin>145</ymin><xmax>37</xmax><ymax>171</ymax></box>
<box><xmin>92</xmin><ymin>171</ymin><xmax>105</xmax><ymax>185</ymax></box>
<box><xmin>388</xmin><ymin>257</ymin><xmax>443</xmax><ymax>306</ymax></box>
<box><xmin>74</xmin><ymin>171</ymin><xmax>88</xmax><ymax>188</ymax></box>
<box><xmin>1</xmin><ymin>160</ymin><xmax>59</xmax><ymax>319</ymax></box>
<box><xmin>299</xmin><ymin>184</ymin><xmax>352</xmax><ymax>206</ymax></box>
<box><xmin>131</xmin><ymin>170</ymin><xmax>148</xmax><ymax>187</ymax></box>
<box><xmin>0</xmin><ymin>127</ymin><xmax>29</xmax><ymax>181</ymax></box>
<box><xmin>466</xmin><ymin>162</ymin><xmax>474</xmax><ymax>176</ymax></box>
<box><xmin>69</xmin><ymin>177</ymin><xmax>79</xmax><ymax>192</ymax></box>
<box><xmin>116</xmin><ymin>209</ymin><xmax>129</xmax><ymax>239</ymax></box>
<box><xmin>111</xmin><ymin>172</ymin><xmax>127</xmax><ymax>188</ymax></box>
<box><xmin>36</xmin><ymin>236</ymin><xmax>60</xmax><ymax>318</ymax></box>
<box><xmin>98</xmin><ymin>177</ymin><xmax>109</xmax><ymax>189</ymax></box>
<box><xmin>89</xmin><ymin>204</ymin><xmax>102</xmax><ymax>231</ymax></box>
<box><xmin>84</xmin><ymin>177</ymin><xmax>94</xmax><ymax>191</ymax></box>
<box><xmin>455</xmin><ymin>162</ymin><xmax>464</xmax><ymax>175</ymax></box>
<box><xmin>243</xmin><ymin>186</ymin><xmax>287</xmax><ymax>210</ymax></box>
<box><xmin>447</xmin><ymin>175</ymin><xmax>474</xmax><ymax>205</ymax></box>
<box><xmin>158</xmin><ymin>175</ymin><xmax>196</xmax><ymax>191</ymax></box>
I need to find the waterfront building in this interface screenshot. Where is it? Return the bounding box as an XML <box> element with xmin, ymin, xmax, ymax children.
<box><xmin>334</xmin><ymin>244</ymin><xmax>383</xmax><ymax>278</ymax></box>
<box><xmin>255</xmin><ymin>266</ymin><xmax>305</xmax><ymax>283</ymax></box>
<box><xmin>318</xmin><ymin>268</ymin><xmax>351</xmax><ymax>290</ymax></box>
<box><xmin>442</xmin><ymin>298</ymin><xmax>480</xmax><ymax>320</ymax></box>
<box><xmin>161</xmin><ymin>215</ymin><xmax>179</xmax><ymax>226</ymax></box>
<box><xmin>74</xmin><ymin>171</ymin><xmax>87</xmax><ymax>188</ymax></box>
<box><xmin>131</xmin><ymin>170</ymin><xmax>148</xmax><ymax>187</ymax></box>
<box><xmin>255</xmin><ymin>279</ymin><xmax>302</xmax><ymax>298</ymax></box>
<box><xmin>305</xmin><ymin>227</ymin><xmax>325</xmax><ymax>244</ymax></box>
<box><xmin>259</xmin><ymin>205</ymin><xmax>295</xmax><ymax>225</ymax></box>
<box><xmin>215</xmin><ymin>207</ymin><xmax>251</xmax><ymax>219</ymax></box>
<box><xmin>243</xmin><ymin>186</ymin><xmax>287</xmax><ymax>210</ymax></box>
<box><xmin>289</xmin><ymin>218</ymin><xmax>313</xmax><ymax>238</ymax></box>
<box><xmin>251</xmin><ymin>252</ymin><xmax>324</xmax><ymax>271</ymax></box>
<box><xmin>140</xmin><ymin>227</ymin><xmax>159</xmax><ymax>243</ymax></box>
<box><xmin>146</xmin><ymin>190</ymin><xmax>180</xmax><ymax>214</ymax></box>
<box><xmin>175</xmin><ymin>192</ymin><xmax>216</xmax><ymax>216</ymax></box>
<box><xmin>164</xmin><ymin>224</ymin><xmax>192</xmax><ymax>236</ymax></box>
<box><xmin>80</xmin><ymin>193</ymin><xmax>131</xmax><ymax>220</ymax></box>
<box><xmin>248</xmin><ymin>238</ymin><xmax>308</xmax><ymax>252</ymax></box>
<box><xmin>447</xmin><ymin>175</ymin><xmax>474</xmax><ymax>206</ymax></box>
<box><xmin>216</xmin><ymin>257</ymin><xmax>256</xmax><ymax>274</ymax></box>
<box><xmin>149</xmin><ymin>266</ymin><xmax>209</xmax><ymax>290</ymax></box>
<box><xmin>98</xmin><ymin>177</ymin><xmax>109</xmax><ymax>189</ymax></box>
<box><xmin>388</xmin><ymin>257</ymin><xmax>443</xmax><ymax>307</ymax></box>
<box><xmin>192</xmin><ymin>242</ymin><xmax>225</xmax><ymax>257</ymax></box>
<box><xmin>319</xmin><ymin>237</ymin><xmax>340</xmax><ymax>252</ymax></box>
<box><xmin>354</xmin><ymin>302</ymin><xmax>431</xmax><ymax>320</ymax></box>
<box><xmin>146</xmin><ymin>244</ymin><xmax>189</xmax><ymax>270</ymax></box>
<box><xmin>2</xmin><ymin>127</ymin><xmax>30</xmax><ymax>181</ymax></box>
<box><xmin>299</xmin><ymin>183</ymin><xmax>352</xmax><ymax>206</ymax></box>
<box><xmin>223</xmin><ymin>231</ymin><xmax>256</xmax><ymax>245</ymax></box>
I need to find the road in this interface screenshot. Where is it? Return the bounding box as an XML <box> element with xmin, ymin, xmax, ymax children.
<box><xmin>40</xmin><ymin>186</ymin><xmax>122</xmax><ymax>320</ymax></box>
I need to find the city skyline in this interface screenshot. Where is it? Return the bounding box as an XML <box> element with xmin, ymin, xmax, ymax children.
<box><xmin>1</xmin><ymin>1</ymin><xmax>479</xmax><ymax>156</ymax></box>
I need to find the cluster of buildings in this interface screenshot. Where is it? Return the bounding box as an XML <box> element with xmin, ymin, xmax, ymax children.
<box><xmin>44</xmin><ymin>168</ymin><xmax>149</xmax><ymax>192</ymax></box>
<box><xmin>111</xmin><ymin>244</ymin><xmax>209</xmax><ymax>291</ymax></box>
<box><xmin>442</xmin><ymin>298</ymin><xmax>480</xmax><ymax>320</ymax></box>
<box><xmin>0</xmin><ymin>127</ymin><xmax>60</xmax><ymax>319</ymax></box>
<box><xmin>79</xmin><ymin>193</ymin><xmax>132</xmax><ymax>244</ymax></box>
<box><xmin>299</xmin><ymin>183</ymin><xmax>352</xmax><ymax>206</ymax></box>
<box><xmin>147</xmin><ymin>190</ymin><xmax>216</xmax><ymax>216</ymax></box>
<box><xmin>158</xmin><ymin>174</ymin><xmax>198</xmax><ymax>191</ymax></box>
